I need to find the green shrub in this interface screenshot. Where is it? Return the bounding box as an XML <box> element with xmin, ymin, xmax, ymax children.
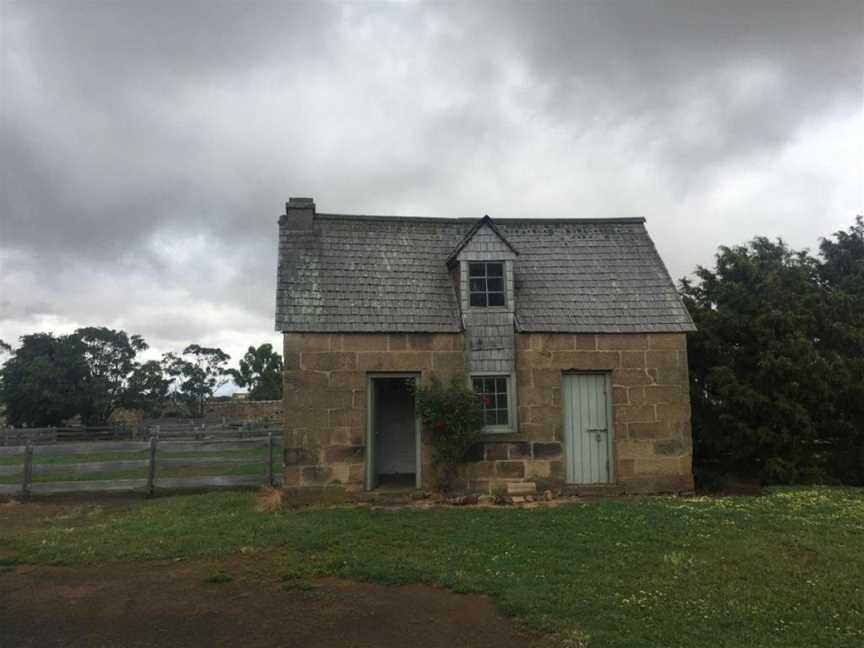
<box><xmin>412</xmin><ymin>375</ymin><xmax>485</xmax><ymax>492</ymax></box>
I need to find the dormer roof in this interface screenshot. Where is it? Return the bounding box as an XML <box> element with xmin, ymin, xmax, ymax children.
<box><xmin>445</xmin><ymin>215</ymin><xmax>519</xmax><ymax>267</ymax></box>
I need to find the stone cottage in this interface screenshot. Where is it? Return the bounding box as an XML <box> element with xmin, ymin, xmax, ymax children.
<box><xmin>276</xmin><ymin>197</ymin><xmax>696</xmax><ymax>495</ymax></box>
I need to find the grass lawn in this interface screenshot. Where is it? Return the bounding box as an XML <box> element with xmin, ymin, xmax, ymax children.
<box><xmin>2</xmin><ymin>487</ymin><xmax>862</xmax><ymax>647</ymax></box>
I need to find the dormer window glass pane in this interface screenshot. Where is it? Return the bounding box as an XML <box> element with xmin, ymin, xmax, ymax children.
<box><xmin>468</xmin><ymin>262</ymin><xmax>506</xmax><ymax>307</ymax></box>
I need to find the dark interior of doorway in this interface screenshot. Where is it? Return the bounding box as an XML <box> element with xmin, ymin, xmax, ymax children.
<box><xmin>373</xmin><ymin>377</ymin><xmax>416</xmax><ymax>488</ymax></box>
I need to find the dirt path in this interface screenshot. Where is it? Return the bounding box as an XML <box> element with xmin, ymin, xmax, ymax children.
<box><xmin>0</xmin><ymin>557</ymin><xmax>536</xmax><ymax>648</ymax></box>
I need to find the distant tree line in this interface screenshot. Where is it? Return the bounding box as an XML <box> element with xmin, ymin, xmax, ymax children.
<box><xmin>681</xmin><ymin>217</ymin><xmax>863</xmax><ymax>486</ymax></box>
<box><xmin>0</xmin><ymin>331</ymin><xmax>283</xmax><ymax>426</ymax></box>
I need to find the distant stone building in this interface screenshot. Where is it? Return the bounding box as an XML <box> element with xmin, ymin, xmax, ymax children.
<box><xmin>276</xmin><ymin>198</ymin><xmax>695</xmax><ymax>495</ymax></box>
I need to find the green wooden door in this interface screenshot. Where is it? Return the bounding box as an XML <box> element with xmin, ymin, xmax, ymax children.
<box><xmin>563</xmin><ymin>373</ymin><xmax>613</xmax><ymax>484</ymax></box>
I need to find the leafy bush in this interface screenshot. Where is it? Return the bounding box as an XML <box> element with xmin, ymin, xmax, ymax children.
<box><xmin>412</xmin><ymin>375</ymin><xmax>485</xmax><ymax>492</ymax></box>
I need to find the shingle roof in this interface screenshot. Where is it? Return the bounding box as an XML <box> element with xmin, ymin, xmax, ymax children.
<box><xmin>275</xmin><ymin>212</ymin><xmax>696</xmax><ymax>333</ymax></box>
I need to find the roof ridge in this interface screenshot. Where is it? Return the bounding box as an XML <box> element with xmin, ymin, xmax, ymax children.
<box><xmin>316</xmin><ymin>213</ymin><xmax>647</xmax><ymax>224</ymax></box>
<box><xmin>445</xmin><ymin>215</ymin><xmax>519</xmax><ymax>265</ymax></box>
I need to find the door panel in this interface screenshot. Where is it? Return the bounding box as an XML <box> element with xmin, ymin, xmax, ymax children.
<box><xmin>563</xmin><ymin>373</ymin><xmax>613</xmax><ymax>484</ymax></box>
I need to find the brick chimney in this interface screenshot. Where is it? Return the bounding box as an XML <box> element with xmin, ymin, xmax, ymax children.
<box><xmin>279</xmin><ymin>197</ymin><xmax>316</xmax><ymax>229</ymax></box>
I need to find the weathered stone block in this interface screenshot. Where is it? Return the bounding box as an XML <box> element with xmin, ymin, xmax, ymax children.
<box><xmin>301</xmin><ymin>465</ymin><xmax>332</xmax><ymax>484</ymax></box>
<box><xmin>284</xmin><ymin>370</ymin><xmax>329</xmax><ymax>391</ymax></box>
<box><xmin>539</xmin><ymin>334</ymin><xmax>576</xmax><ymax>351</ymax></box>
<box><xmin>654</xmin><ymin>439</ymin><xmax>685</xmax><ymax>456</ymax></box>
<box><xmin>324</xmin><ymin>445</ymin><xmax>364</xmax><ymax>464</ymax></box>
<box><xmin>615</xmin><ymin>404</ymin><xmax>656</xmax><ymax>423</ymax></box>
<box><xmin>388</xmin><ymin>334</ymin><xmax>407</xmax><ymax>350</ymax></box>
<box><xmin>286</xmin><ymin>408</ymin><xmax>327</xmax><ymax>429</ymax></box>
<box><xmin>628</xmin><ymin>421</ymin><xmax>666</xmax><ymax>439</ymax></box>
<box><xmin>619</xmin><ymin>351</ymin><xmax>646</xmax><ymax>368</ymax></box>
<box><xmin>465</xmin><ymin>461</ymin><xmax>495</xmax><ymax>479</ymax></box>
<box><xmin>290</xmin><ymin>334</ymin><xmax>331</xmax><ymax>352</ymax></box>
<box><xmin>496</xmin><ymin>461</ymin><xmax>526</xmax><ymax>477</ymax></box>
<box><xmin>655</xmin><ymin>367</ymin><xmax>689</xmax><ymax>384</ymax></box>
<box><xmin>301</xmin><ymin>352</ymin><xmax>357</xmax><ymax>372</ymax></box>
<box><xmin>339</xmin><ymin>334</ymin><xmax>389</xmax><ymax>351</ymax></box>
<box><xmin>645</xmin><ymin>350</ymin><xmax>680</xmax><ymax>369</ymax></box>
<box><xmin>287</xmin><ymin>388</ymin><xmax>353</xmax><ymax>411</ymax></box>
<box><xmin>648</xmin><ymin>334</ymin><xmax>687</xmax><ymax>350</ymax></box>
<box><xmin>283</xmin><ymin>352</ymin><xmax>300</xmax><ymax>370</ymax></box>
<box><xmin>282</xmin><ymin>466</ymin><xmax>301</xmax><ymax>486</ymax></box>
<box><xmin>356</xmin><ymin>351</ymin><xmax>432</xmax><ymax>371</ymax></box>
<box><xmin>644</xmin><ymin>385</ymin><xmax>683</xmax><ymax>404</ymax></box>
<box><xmin>284</xmin><ymin>447</ymin><xmax>318</xmax><ymax>466</ymax></box>
<box><xmin>615</xmin><ymin>439</ymin><xmax>656</xmax><ymax>458</ymax></box>
<box><xmin>553</xmin><ymin>351</ymin><xmax>619</xmax><ymax>369</ymax></box>
<box><xmin>617</xmin><ymin>458</ymin><xmax>636</xmax><ymax>478</ymax></box>
<box><xmin>533</xmin><ymin>442</ymin><xmax>562</xmax><ymax>458</ymax></box>
<box><xmin>635</xmin><ymin>457</ymin><xmax>683</xmax><ymax>476</ymax></box>
<box><xmin>329</xmin><ymin>463</ymin><xmax>351</xmax><ymax>484</ymax></box>
<box><xmin>515</xmin><ymin>334</ymin><xmax>535</xmax><ymax>351</ymax></box>
<box><xmin>508</xmin><ymin>442</ymin><xmax>531</xmax><ymax>458</ymax></box>
<box><xmin>612</xmin><ymin>386</ymin><xmax>629</xmax><ymax>404</ymax></box>
<box><xmin>348</xmin><ymin>463</ymin><xmax>365</xmax><ymax>484</ymax></box>
<box><xmin>531</xmin><ymin>369</ymin><xmax>561</xmax><ymax>389</ymax></box>
<box><xmin>432</xmin><ymin>351</ymin><xmax>465</xmax><ymax>373</ymax></box>
<box><xmin>518</xmin><ymin>384</ymin><xmax>561</xmax><ymax>407</ymax></box>
<box><xmin>328</xmin><ymin>371</ymin><xmax>366</xmax><ymax>390</ymax></box>
<box><xmin>519</xmin><ymin>350</ymin><xmax>553</xmax><ymax>368</ymax></box>
<box><xmin>612</xmin><ymin>369</ymin><xmax>654</xmax><ymax>386</ymax></box>
<box><xmin>526</xmin><ymin>460</ymin><xmax>551</xmax><ymax>478</ymax></box>
<box><xmin>485</xmin><ymin>443</ymin><xmax>508</xmax><ymax>460</ymax></box>
<box><xmin>597</xmin><ymin>334</ymin><xmax>647</xmax><ymax>350</ymax></box>
<box><xmin>656</xmin><ymin>402</ymin><xmax>691</xmax><ymax>423</ymax></box>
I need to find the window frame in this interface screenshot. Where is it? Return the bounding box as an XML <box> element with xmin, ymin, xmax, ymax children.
<box><xmin>470</xmin><ymin>372</ymin><xmax>517</xmax><ymax>434</ymax></box>
<box><xmin>467</xmin><ymin>261</ymin><xmax>506</xmax><ymax>309</ymax></box>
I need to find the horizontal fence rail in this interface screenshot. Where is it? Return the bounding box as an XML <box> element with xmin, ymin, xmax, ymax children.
<box><xmin>1</xmin><ymin>421</ymin><xmax>282</xmax><ymax>446</ymax></box>
<box><xmin>0</xmin><ymin>431</ymin><xmax>284</xmax><ymax>497</ymax></box>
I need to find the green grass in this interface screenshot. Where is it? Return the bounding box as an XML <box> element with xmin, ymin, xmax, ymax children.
<box><xmin>1</xmin><ymin>487</ymin><xmax>862</xmax><ymax>647</ymax></box>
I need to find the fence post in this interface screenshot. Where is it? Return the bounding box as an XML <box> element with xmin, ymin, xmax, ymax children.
<box><xmin>267</xmin><ymin>432</ymin><xmax>274</xmax><ymax>486</ymax></box>
<box><xmin>146</xmin><ymin>436</ymin><xmax>158</xmax><ymax>497</ymax></box>
<box><xmin>22</xmin><ymin>443</ymin><xmax>33</xmax><ymax>498</ymax></box>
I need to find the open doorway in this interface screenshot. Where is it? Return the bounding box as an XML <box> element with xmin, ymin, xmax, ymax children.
<box><xmin>366</xmin><ymin>374</ymin><xmax>420</xmax><ymax>490</ymax></box>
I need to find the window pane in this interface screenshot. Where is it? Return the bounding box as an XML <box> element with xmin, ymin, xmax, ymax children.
<box><xmin>487</xmin><ymin>263</ymin><xmax>503</xmax><ymax>277</ymax></box>
<box><xmin>495</xmin><ymin>378</ymin><xmax>507</xmax><ymax>393</ymax></box>
<box><xmin>484</xmin><ymin>410</ymin><xmax>496</xmax><ymax>426</ymax></box>
<box><xmin>496</xmin><ymin>393</ymin><xmax>507</xmax><ymax>409</ymax></box>
<box><xmin>470</xmin><ymin>293</ymin><xmax>486</xmax><ymax>307</ymax></box>
<box><xmin>468</xmin><ymin>263</ymin><xmax>485</xmax><ymax>277</ymax></box>
<box><xmin>497</xmin><ymin>409</ymin><xmax>509</xmax><ymax>425</ymax></box>
<box><xmin>469</xmin><ymin>278</ymin><xmax>486</xmax><ymax>292</ymax></box>
<box><xmin>487</xmin><ymin>278</ymin><xmax>504</xmax><ymax>292</ymax></box>
<box><xmin>488</xmin><ymin>293</ymin><xmax>505</xmax><ymax>306</ymax></box>
<box><xmin>472</xmin><ymin>378</ymin><xmax>483</xmax><ymax>392</ymax></box>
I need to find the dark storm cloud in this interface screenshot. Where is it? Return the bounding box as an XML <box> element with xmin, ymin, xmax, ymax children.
<box><xmin>1</xmin><ymin>0</ymin><xmax>861</xmax><ymax>363</ymax></box>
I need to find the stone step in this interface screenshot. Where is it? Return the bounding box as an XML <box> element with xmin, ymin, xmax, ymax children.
<box><xmin>506</xmin><ymin>481</ymin><xmax>537</xmax><ymax>495</ymax></box>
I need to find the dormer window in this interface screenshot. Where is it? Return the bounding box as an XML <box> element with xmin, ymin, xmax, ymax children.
<box><xmin>469</xmin><ymin>262</ymin><xmax>505</xmax><ymax>307</ymax></box>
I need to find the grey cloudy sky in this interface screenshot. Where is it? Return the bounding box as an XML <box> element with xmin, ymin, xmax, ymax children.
<box><xmin>1</xmin><ymin>0</ymin><xmax>862</xmax><ymax>370</ymax></box>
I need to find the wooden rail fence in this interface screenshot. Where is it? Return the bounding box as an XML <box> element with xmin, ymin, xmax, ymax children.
<box><xmin>0</xmin><ymin>433</ymin><xmax>283</xmax><ymax>497</ymax></box>
<box><xmin>1</xmin><ymin>422</ymin><xmax>279</xmax><ymax>446</ymax></box>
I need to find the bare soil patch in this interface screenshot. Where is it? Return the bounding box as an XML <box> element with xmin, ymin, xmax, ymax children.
<box><xmin>0</xmin><ymin>556</ymin><xmax>536</xmax><ymax>648</ymax></box>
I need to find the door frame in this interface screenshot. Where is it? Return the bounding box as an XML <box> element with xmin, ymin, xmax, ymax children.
<box><xmin>561</xmin><ymin>371</ymin><xmax>616</xmax><ymax>484</ymax></box>
<box><xmin>365</xmin><ymin>372</ymin><xmax>422</xmax><ymax>491</ymax></box>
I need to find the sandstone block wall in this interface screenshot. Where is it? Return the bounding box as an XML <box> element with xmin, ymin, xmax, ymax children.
<box><xmin>203</xmin><ymin>399</ymin><xmax>282</xmax><ymax>422</ymax></box>
<box><xmin>516</xmin><ymin>332</ymin><xmax>694</xmax><ymax>493</ymax></box>
<box><xmin>282</xmin><ymin>331</ymin><xmax>694</xmax><ymax>496</ymax></box>
<box><xmin>282</xmin><ymin>332</ymin><xmax>465</xmax><ymax>490</ymax></box>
